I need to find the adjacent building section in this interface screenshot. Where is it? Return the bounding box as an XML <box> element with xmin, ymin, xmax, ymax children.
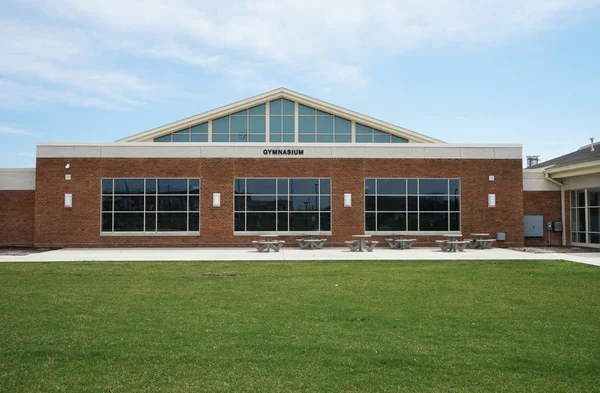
<box><xmin>524</xmin><ymin>141</ymin><xmax>600</xmax><ymax>247</ymax></box>
<box><xmin>0</xmin><ymin>169</ymin><xmax>36</xmax><ymax>247</ymax></box>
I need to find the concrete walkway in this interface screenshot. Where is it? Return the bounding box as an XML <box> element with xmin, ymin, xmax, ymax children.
<box><xmin>1</xmin><ymin>247</ymin><xmax>599</xmax><ymax>266</ymax></box>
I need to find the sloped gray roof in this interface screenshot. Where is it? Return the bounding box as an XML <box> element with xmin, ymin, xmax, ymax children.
<box><xmin>529</xmin><ymin>143</ymin><xmax>600</xmax><ymax>169</ymax></box>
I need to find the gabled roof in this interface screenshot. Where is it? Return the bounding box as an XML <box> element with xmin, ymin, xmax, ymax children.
<box><xmin>529</xmin><ymin>142</ymin><xmax>600</xmax><ymax>169</ymax></box>
<box><xmin>118</xmin><ymin>87</ymin><xmax>444</xmax><ymax>143</ymax></box>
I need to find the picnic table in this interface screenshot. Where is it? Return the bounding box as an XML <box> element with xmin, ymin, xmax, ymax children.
<box><xmin>436</xmin><ymin>234</ymin><xmax>470</xmax><ymax>252</ymax></box>
<box><xmin>252</xmin><ymin>234</ymin><xmax>285</xmax><ymax>252</ymax></box>
<box><xmin>345</xmin><ymin>235</ymin><xmax>378</xmax><ymax>252</ymax></box>
<box><xmin>296</xmin><ymin>234</ymin><xmax>327</xmax><ymax>249</ymax></box>
<box><xmin>469</xmin><ymin>233</ymin><xmax>496</xmax><ymax>249</ymax></box>
<box><xmin>385</xmin><ymin>234</ymin><xmax>416</xmax><ymax>249</ymax></box>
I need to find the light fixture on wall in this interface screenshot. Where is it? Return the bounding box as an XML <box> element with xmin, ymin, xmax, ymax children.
<box><xmin>64</xmin><ymin>194</ymin><xmax>73</xmax><ymax>208</ymax></box>
<box><xmin>488</xmin><ymin>194</ymin><xmax>496</xmax><ymax>208</ymax></box>
<box><xmin>344</xmin><ymin>193</ymin><xmax>352</xmax><ymax>208</ymax></box>
<box><xmin>65</xmin><ymin>163</ymin><xmax>70</xmax><ymax>169</ymax></box>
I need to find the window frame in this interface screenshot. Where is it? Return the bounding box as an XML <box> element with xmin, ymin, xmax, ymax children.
<box><xmin>233</xmin><ymin>177</ymin><xmax>333</xmax><ymax>235</ymax></box>
<box><xmin>364</xmin><ymin>178</ymin><xmax>461</xmax><ymax>235</ymax></box>
<box><xmin>100</xmin><ymin>177</ymin><xmax>200</xmax><ymax>237</ymax></box>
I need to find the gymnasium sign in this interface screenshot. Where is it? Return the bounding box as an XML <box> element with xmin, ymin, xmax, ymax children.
<box><xmin>263</xmin><ymin>149</ymin><xmax>304</xmax><ymax>156</ymax></box>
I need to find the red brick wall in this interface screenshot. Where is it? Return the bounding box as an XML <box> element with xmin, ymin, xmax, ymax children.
<box><xmin>523</xmin><ymin>190</ymin><xmax>565</xmax><ymax>246</ymax></box>
<box><xmin>0</xmin><ymin>190</ymin><xmax>35</xmax><ymax>247</ymax></box>
<box><xmin>34</xmin><ymin>157</ymin><xmax>524</xmax><ymax>248</ymax></box>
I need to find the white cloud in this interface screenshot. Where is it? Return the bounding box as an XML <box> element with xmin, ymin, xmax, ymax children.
<box><xmin>0</xmin><ymin>125</ymin><xmax>39</xmax><ymax>137</ymax></box>
<box><xmin>2</xmin><ymin>0</ymin><xmax>598</xmax><ymax>110</ymax></box>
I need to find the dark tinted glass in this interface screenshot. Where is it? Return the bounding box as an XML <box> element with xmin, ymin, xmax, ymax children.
<box><xmin>320</xmin><ymin>196</ymin><xmax>331</xmax><ymax>211</ymax></box>
<box><xmin>277</xmin><ymin>195</ymin><xmax>289</xmax><ymax>211</ymax></box>
<box><xmin>377</xmin><ymin>196</ymin><xmax>406</xmax><ymax>211</ymax></box>
<box><xmin>247</xmin><ymin>196</ymin><xmax>277</xmax><ymax>211</ymax></box>
<box><xmin>189</xmin><ymin>196</ymin><xmax>200</xmax><ymax>212</ymax></box>
<box><xmin>589</xmin><ymin>189</ymin><xmax>600</xmax><ymax>206</ymax></box>
<box><xmin>320</xmin><ymin>179</ymin><xmax>331</xmax><ymax>194</ymax></box>
<box><xmin>290</xmin><ymin>196</ymin><xmax>318</xmax><ymax>211</ymax></box>
<box><xmin>289</xmin><ymin>179</ymin><xmax>319</xmax><ymax>194</ymax></box>
<box><xmin>450</xmin><ymin>213</ymin><xmax>460</xmax><ymax>231</ymax></box>
<box><xmin>247</xmin><ymin>179</ymin><xmax>276</xmax><ymax>194</ymax></box>
<box><xmin>114</xmin><ymin>179</ymin><xmax>144</xmax><ymax>194</ymax></box>
<box><xmin>157</xmin><ymin>213</ymin><xmax>187</xmax><ymax>231</ymax></box>
<box><xmin>408</xmin><ymin>196</ymin><xmax>418</xmax><ymax>211</ymax></box>
<box><xmin>234</xmin><ymin>179</ymin><xmax>245</xmax><ymax>194</ymax></box>
<box><xmin>320</xmin><ymin>213</ymin><xmax>331</xmax><ymax>231</ymax></box>
<box><xmin>365</xmin><ymin>196</ymin><xmax>376</xmax><ymax>211</ymax></box>
<box><xmin>365</xmin><ymin>179</ymin><xmax>376</xmax><ymax>195</ymax></box>
<box><xmin>157</xmin><ymin>196</ymin><xmax>187</xmax><ymax>211</ymax></box>
<box><xmin>407</xmin><ymin>179</ymin><xmax>418</xmax><ymax>194</ymax></box>
<box><xmin>377</xmin><ymin>179</ymin><xmax>406</xmax><ymax>194</ymax></box>
<box><xmin>277</xmin><ymin>213</ymin><xmax>288</xmax><ymax>231</ymax></box>
<box><xmin>158</xmin><ymin>179</ymin><xmax>187</xmax><ymax>194</ymax></box>
<box><xmin>146</xmin><ymin>179</ymin><xmax>157</xmax><ymax>194</ymax></box>
<box><xmin>234</xmin><ymin>196</ymin><xmax>246</xmax><ymax>211</ymax></box>
<box><xmin>450</xmin><ymin>196</ymin><xmax>460</xmax><ymax>211</ymax></box>
<box><xmin>419</xmin><ymin>213</ymin><xmax>448</xmax><ymax>231</ymax></box>
<box><xmin>277</xmin><ymin>179</ymin><xmax>288</xmax><ymax>194</ymax></box>
<box><xmin>145</xmin><ymin>213</ymin><xmax>156</xmax><ymax>231</ymax></box>
<box><xmin>102</xmin><ymin>179</ymin><xmax>113</xmax><ymax>194</ymax></box>
<box><xmin>589</xmin><ymin>208</ymin><xmax>600</xmax><ymax>232</ymax></box>
<box><xmin>101</xmin><ymin>213</ymin><xmax>112</xmax><ymax>231</ymax></box>
<box><xmin>113</xmin><ymin>213</ymin><xmax>144</xmax><ymax>231</ymax></box>
<box><xmin>145</xmin><ymin>195</ymin><xmax>156</xmax><ymax>211</ymax></box>
<box><xmin>114</xmin><ymin>196</ymin><xmax>144</xmax><ymax>211</ymax></box>
<box><xmin>102</xmin><ymin>196</ymin><xmax>112</xmax><ymax>212</ymax></box>
<box><xmin>365</xmin><ymin>213</ymin><xmax>376</xmax><ymax>231</ymax></box>
<box><xmin>234</xmin><ymin>213</ymin><xmax>245</xmax><ymax>231</ymax></box>
<box><xmin>419</xmin><ymin>196</ymin><xmax>448</xmax><ymax>211</ymax></box>
<box><xmin>419</xmin><ymin>179</ymin><xmax>448</xmax><ymax>195</ymax></box>
<box><xmin>408</xmin><ymin>213</ymin><xmax>418</xmax><ymax>231</ymax></box>
<box><xmin>189</xmin><ymin>179</ymin><xmax>200</xmax><ymax>194</ymax></box>
<box><xmin>189</xmin><ymin>213</ymin><xmax>200</xmax><ymax>231</ymax></box>
<box><xmin>449</xmin><ymin>179</ymin><xmax>460</xmax><ymax>195</ymax></box>
<box><xmin>377</xmin><ymin>213</ymin><xmax>406</xmax><ymax>231</ymax></box>
<box><xmin>246</xmin><ymin>213</ymin><xmax>276</xmax><ymax>231</ymax></box>
<box><xmin>578</xmin><ymin>191</ymin><xmax>585</xmax><ymax>207</ymax></box>
<box><xmin>289</xmin><ymin>213</ymin><xmax>318</xmax><ymax>231</ymax></box>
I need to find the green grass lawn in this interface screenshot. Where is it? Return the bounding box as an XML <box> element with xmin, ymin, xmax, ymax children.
<box><xmin>0</xmin><ymin>260</ymin><xmax>598</xmax><ymax>393</ymax></box>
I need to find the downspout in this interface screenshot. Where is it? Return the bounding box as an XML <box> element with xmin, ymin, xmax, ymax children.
<box><xmin>544</xmin><ymin>172</ymin><xmax>566</xmax><ymax>246</ymax></box>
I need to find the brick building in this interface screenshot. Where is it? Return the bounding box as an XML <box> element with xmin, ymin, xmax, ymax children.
<box><xmin>523</xmin><ymin>144</ymin><xmax>600</xmax><ymax>248</ymax></box>
<box><xmin>1</xmin><ymin>87</ymin><xmax>564</xmax><ymax>249</ymax></box>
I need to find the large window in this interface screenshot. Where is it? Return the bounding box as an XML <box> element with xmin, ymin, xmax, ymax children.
<box><xmin>101</xmin><ymin>178</ymin><xmax>200</xmax><ymax>233</ymax></box>
<box><xmin>154</xmin><ymin>123</ymin><xmax>208</xmax><ymax>142</ymax></box>
<box><xmin>234</xmin><ymin>178</ymin><xmax>331</xmax><ymax>232</ymax></box>
<box><xmin>269</xmin><ymin>99</ymin><xmax>295</xmax><ymax>142</ymax></box>
<box><xmin>213</xmin><ymin>104</ymin><xmax>266</xmax><ymax>142</ymax></box>
<box><xmin>356</xmin><ymin>123</ymin><xmax>407</xmax><ymax>143</ymax></box>
<box><xmin>571</xmin><ymin>188</ymin><xmax>600</xmax><ymax>244</ymax></box>
<box><xmin>365</xmin><ymin>178</ymin><xmax>460</xmax><ymax>232</ymax></box>
<box><xmin>298</xmin><ymin>104</ymin><xmax>351</xmax><ymax>143</ymax></box>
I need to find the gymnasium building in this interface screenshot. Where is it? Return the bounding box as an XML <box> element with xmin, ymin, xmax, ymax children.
<box><xmin>0</xmin><ymin>88</ymin><xmax>596</xmax><ymax>248</ymax></box>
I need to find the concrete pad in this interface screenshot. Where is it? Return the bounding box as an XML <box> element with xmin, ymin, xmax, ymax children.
<box><xmin>0</xmin><ymin>247</ymin><xmax>598</xmax><ymax>266</ymax></box>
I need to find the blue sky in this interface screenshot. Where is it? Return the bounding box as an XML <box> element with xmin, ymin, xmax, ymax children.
<box><xmin>1</xmin><ymin>0</ymin><xmax>599</xmax><ymax>168</ymax></box>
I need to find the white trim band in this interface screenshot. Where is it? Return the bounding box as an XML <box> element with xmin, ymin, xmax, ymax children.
<box><xmin>37</xmin><ymin>143</ymin><xmax>522</xmax><ymax>160</ymax></box>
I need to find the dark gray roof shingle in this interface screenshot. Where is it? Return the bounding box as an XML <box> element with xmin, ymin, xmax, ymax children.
<box><xmin>529</xmin><ymin>143</ymin><xmax>600</xmax><ymax>169</ymax></box>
